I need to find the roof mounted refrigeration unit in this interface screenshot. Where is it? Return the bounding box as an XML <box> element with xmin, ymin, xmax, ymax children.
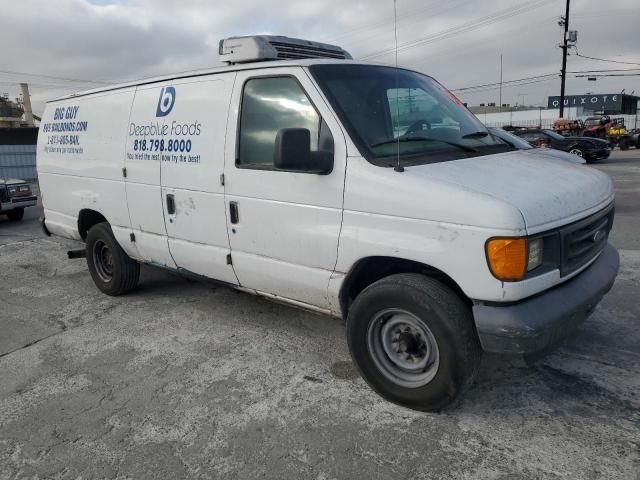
<box><xmin>219</xmin><ymin>35</ymin><xmax>352</xmax><ymax>64</ymax></box>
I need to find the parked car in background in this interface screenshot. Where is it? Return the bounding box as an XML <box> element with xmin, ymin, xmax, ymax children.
<box><xmin>629</xmin><ymin>128</ymin><xmax>640</xmax><ymax>149</ymax></box>
<box><xmin>511</xmin><ymin>128</ymin><xmax>610</xmax><ymax>163</ymax></box>
<box><xmin>0</xmin><ymin>177</ymin><xmax>37</xmax><ymax>221</ymax></box>
<box><xmin>488</xmin><ymin>127</ymin><xmax>585</xmax><ymax>164</ymax></box>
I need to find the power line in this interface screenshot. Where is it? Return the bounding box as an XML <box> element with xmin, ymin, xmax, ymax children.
<box><xmin>454</xmin><ymin>66</ymin><xmax>639</xmax><ymax>96</ymax></box>
<box><xmin>0</xmin><ymin>80</ymin><xmax>82</xmax><ymax>89</ymax></box>
<box><xmin>574</xmin><ymin>73</ymin><xmax>640</xmax><ymax>77</ymax></box>
<box><xmin>452</xmin><ymin>73</ymin><xmax>558</xmax><ymax>92</ymax></box>
<box><xmin>0</xmin><ymin>69</ymin><xmax>109</xmax><ymax>85</ymax></box>
<box><xmin>360</xmin><ymin>0</ymin><xmax>555</xmax><ymax>60</ymax></box>
<box><xmin>567</xmin><ymin>68</ymin><xmax>640</xmax><ymax>73</ymax></box>
<box><xmin>572</xmin><ymin>48</ymin><xmax>640</xmax><ymax>66</ymax></box>
<box><xmin>320</xmin><ymin>0</ymin><xmax>466</xmax><ymax>45</ymax></box>
<box><xmin>456</xmin><ymin>77</ymin><xmax>557</xmax><ymax>96</ymax></box>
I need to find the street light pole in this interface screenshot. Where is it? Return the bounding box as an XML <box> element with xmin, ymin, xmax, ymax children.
<box><xmin>559</xmin><ymin>0</ymin><xmax>571</xmax><ymax>118</ymax></box>
<box><xmin>499</xmin><ymin>54</ymin><xmax>503</xmax><ymax>112</ymax></box>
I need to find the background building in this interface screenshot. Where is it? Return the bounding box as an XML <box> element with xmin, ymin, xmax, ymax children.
<box><xmin>0</xmin><ymin>84</ymin><xmax>38</xmax><ymax>180</ymax></box>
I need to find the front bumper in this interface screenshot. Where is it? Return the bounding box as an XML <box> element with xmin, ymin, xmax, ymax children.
<box><xmin>587</xmin><ymin>147</ymin><xmax>611</xmax><ymax>160</ymax></box>
<box><xmin>473</xmin><ymin>243</ymin><xmax>619</xmax><ymax>354</ymax></box>
<box><xmin>0</xmin><ymin>196</ymin><xmax>37</xmax><ymax>212</ymax></box>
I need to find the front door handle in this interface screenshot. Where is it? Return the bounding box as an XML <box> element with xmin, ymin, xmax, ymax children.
<box><xmin>166</xmin><ymin>194</ymin><xmax>176</xmax><ymax>215</ymax></box>
<box><xmin>229</xmin><ymin>201</ymin><xmax>239</xmax><ymax>224</ymax></box>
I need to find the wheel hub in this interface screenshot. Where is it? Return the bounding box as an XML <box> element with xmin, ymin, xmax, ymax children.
<box><xmin>367</xmin><ymin>309</ymin><xmax>440</xmax><ymax>388</ymax></box>
<box><xmin>387</xmin><ymin>323</ymin><xmax>429</xmax><ymax>366</ymax></box>
<box><xmin>569</xmin><ymin>148</ymin><xmax>583</xmax><ymax>157</ymax></box>
<box><xmin>93</xmin><ymin>240</ymin><xmax>114</xmax><ymax>282</ymax></box>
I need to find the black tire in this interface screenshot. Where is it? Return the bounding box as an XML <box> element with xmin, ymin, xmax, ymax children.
<box><xmin>346</xmin><ymin>274</ymin><xmax>481</xmax><ymax>412</ymax></box>
<box><xmin>86</xmin><ymin>222</ymin><xmax>140</xmax><ymax>296</ymax></box>
<box><xmin>619</xmin><ymin>139</ymin><xmax>629</xmax><ymax>151</ymax></box>
<box><xmin>6</xmin><ymin>208</ymin><xmax>24</xmax><ymax>221</ymax></box>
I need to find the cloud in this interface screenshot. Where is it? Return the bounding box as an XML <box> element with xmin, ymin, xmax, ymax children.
<box><xmin>1</xmin><ymin>0</ymin><xmax>638</xmax><ymax>114</ymax></box>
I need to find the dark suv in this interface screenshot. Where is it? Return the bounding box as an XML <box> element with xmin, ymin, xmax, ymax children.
<box><xmin>511</xmin><ymin>128</ymin><xmax>611</xmax><ymax>163</ymax></box>
<box><xmin>0</xmin><ymin>178</ymin><xmax>37</xmax><ymax>221</ymax></box>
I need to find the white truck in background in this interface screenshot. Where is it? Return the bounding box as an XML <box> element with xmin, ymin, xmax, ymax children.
<box><xmin>37</xmin><ymin>35</ymin><xmax>619</xmax><ymax>411</ymax></box>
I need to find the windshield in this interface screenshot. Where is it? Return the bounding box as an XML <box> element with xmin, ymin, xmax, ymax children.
<box><xmin>488</xmin><ymin>128</ymin><xmax>533</xmax><ymax>150</ymax></box>
<box><xmin>309</xmin><ymin>64</ymin><xmax>509</xmax><ymax>166</ymax></box>
<box><xmin>542</xmin><ymin>129</ymin><xmax>566</xmax><ymax>140</ymax></box>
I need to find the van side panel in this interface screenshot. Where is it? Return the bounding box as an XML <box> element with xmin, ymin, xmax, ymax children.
<box><xmin>37</xmin><ymin>89</ymin><xmax>136</xmax><ymax>242</ymax></box>
<box><xmin>159</xmin><ymin>73</ymin><xmax>238</xmax><ymax>284</ymax></box>
<box><xmin>123</xmin><ymin>84</ymin><xmax>176</xmax><ymax>268</ymax></box>
<box><xmin>223</xmin><ymin>67</ymin><xmax>348</xmax><ymax>308</ymax></box>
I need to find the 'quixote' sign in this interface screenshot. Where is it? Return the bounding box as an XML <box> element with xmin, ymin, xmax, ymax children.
<box><xmin>547</xmin><ymin>94</ymin><xmax>622</xmax><ymax>110</ymax></box>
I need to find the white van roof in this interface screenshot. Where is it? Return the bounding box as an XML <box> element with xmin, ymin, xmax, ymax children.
<box><xmin>50</xmin><ymin>59</ymin><xmax>380</xmax><ymax>103</ymax></box>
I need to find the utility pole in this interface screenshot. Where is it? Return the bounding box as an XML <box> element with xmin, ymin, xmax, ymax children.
<box><xmin>559</xmin><ymin>0</ymin><xmax>571</xmax><ymax>118</ymax></box>
<box><xmin>499</xmin><ymin>54</ymin><xmax>503</xmax><ymax>112</ymax></box>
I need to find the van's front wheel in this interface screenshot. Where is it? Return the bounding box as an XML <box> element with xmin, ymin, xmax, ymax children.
<box><xmin>346</xmin><ymin>274</ymin><xmax>481</xmax><ymax>411</ymax></box>
<box><xmin>86</xmin><ymin>222</ymin><xmax>139</xmax><ymax>296</ymax></box>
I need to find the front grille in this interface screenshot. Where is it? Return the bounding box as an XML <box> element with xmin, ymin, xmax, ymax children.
<box><xmin>10</xmin><ymin>196</ymin><xmax>36</xmax><ymax>204</ymax></box>
<box><xmin>270</xmin><ymin>41</ymin><xmax>348</xmax><ymax>60</ymax></box>
<box><xmin>560</xmin><ymin>204</ymin><xmax>614</xmax><ymax>276</ymax></box>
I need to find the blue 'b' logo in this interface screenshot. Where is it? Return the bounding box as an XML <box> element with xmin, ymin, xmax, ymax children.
<box><xmin>156</xmin><ymin>86</ymin><xmax>176</xmax><ymax>117</ymax></box>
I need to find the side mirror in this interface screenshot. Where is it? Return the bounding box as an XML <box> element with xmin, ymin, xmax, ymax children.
<box><xmin>274</xmin><ymin>128</ymin><xmax>333</xmax><ymax>174</ymax></box>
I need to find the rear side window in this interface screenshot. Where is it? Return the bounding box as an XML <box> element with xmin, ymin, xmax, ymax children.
<box><xmin>238</xmin><ymin>77</ymin><xmax>320</xmax><ymax>167</ymax></box>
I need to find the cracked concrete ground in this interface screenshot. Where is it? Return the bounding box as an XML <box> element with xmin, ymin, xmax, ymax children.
<box><xmin>1</xmin><ymin>151</ymin><xmax>639</xmax><ymax>479</ymax></box>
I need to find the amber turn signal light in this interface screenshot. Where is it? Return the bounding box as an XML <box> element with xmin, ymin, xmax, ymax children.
<box><xmin>485</xmin><ymin>237</ymin><xmax>527</xmax><ymax>281</ymax></box>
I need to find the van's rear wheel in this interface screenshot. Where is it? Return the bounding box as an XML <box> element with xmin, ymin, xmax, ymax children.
<box><xmin>346</xmin><ymin>274</ymin><xmax>481</xmax><ymax>411</ymax></box>
<box><xmin>86</xmin><ymin>222</ymin><xmax>139</xmax><ymax>296</ymax></box>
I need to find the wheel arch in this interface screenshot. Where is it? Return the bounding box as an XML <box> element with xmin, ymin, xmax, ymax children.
<box><xmin>339</xmin><ymin>256</ymin><xmax>470</xmax><ymax>318</ymax></box>
<box><xmin>78</xmin><ymin>209</ymin><xmax>109</xmax><ymax>241</ymax></box>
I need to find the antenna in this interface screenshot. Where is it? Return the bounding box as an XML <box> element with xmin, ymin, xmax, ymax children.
<box><xmin>393</xmin><ymin>0</ymin><xmax>404</xmax><ymax>172</ymax></box>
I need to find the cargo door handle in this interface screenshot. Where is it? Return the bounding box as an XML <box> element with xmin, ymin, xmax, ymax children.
<box><xmin>166</xmin><ymin>194</ymin><xmax>176</xmax><ymax>215</ymax></box>
<box><xmin>229</xmin><ymin>201</ymin><xmax>239</xmax><ymax>224</ymax></box>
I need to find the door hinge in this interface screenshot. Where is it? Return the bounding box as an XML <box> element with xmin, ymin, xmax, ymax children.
<box><xmin>220</xmin><ymin>173</ymin><xmax>225</xmax><ymax>186</ymax></box>
<box><xmin>226</xmin><ymin>253</ymin><xmax>232</xmax><ymax>265</ymax></box>
<box><xmin>130</xmin><ymin>233</ymin><xmax>136</xmax><ymax>242</ymax></box>
<box><xmin>122</xmin><ymin>167</ymin><xmax>127</xmax><ymax>178</ymax></box>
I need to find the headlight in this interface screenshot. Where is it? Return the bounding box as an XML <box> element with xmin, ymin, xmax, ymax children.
<box><xmin>527</xmin><ymin>238</ymin><xmax>543</xmax><ymax>271</ymax></box>
<box><xmin>7</xmin><ymin>185</ymin><xmax>31</xmax><ymax>196</ymax></box>
<box><xmin>486</xmin><ymin>237</ymin><xmax>544</xmax><ymax>281</ymax></box>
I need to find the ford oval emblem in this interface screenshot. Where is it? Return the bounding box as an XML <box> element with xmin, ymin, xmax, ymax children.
<box><xmin>592</xmin><ymin>230</ymin><xmax>605</xmax><ymax>243</ymax></box>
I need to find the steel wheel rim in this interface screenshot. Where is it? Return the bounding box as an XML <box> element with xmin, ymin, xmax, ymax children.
<box><xmin>93</xmin><ymin>240</ymin><xmax>114</xmax><ymax>283</ymax></box>
<box><xmin>569</xmin><ymin>148</ymin><xmax>583</xmax><ymax>157</ymax></box>
<box><xmin>367</xmin><ymin>308</ymin><xmax>440</xmax><ymax>388</ymax></box>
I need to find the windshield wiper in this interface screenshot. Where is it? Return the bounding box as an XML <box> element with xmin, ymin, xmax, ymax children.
<box><xmin>462</xmin><ymin>131</ymin><xmax>489</xmax><ymax>139</ymax></box>
<box><xmin>370</xmin><ymin>136</ymin><xmax>479</xmax><ymax>153</ymax></box>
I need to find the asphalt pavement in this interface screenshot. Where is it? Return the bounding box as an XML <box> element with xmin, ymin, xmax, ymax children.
<box><xmin>1</xmin><ymin>150</ymin><xmax>638</xmax><ymax>479</ymax></box>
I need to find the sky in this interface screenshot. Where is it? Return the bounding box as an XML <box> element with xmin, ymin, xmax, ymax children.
<box><xmin>1</xmin><ymin>0</ymin><xmax>639</xmax><ymax>115</ymax></box>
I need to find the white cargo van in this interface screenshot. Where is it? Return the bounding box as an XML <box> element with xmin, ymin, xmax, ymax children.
<box><xmin>37</xmin><ymin>35</ymin><xmax>619</xmax><ymax>411</ymax></box>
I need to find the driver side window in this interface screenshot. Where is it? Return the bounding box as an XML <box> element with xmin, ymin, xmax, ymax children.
<box><xmin>238</xmin><ymin>76</ymin><xmax>321</xmax><ymax>168</ymax></box>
